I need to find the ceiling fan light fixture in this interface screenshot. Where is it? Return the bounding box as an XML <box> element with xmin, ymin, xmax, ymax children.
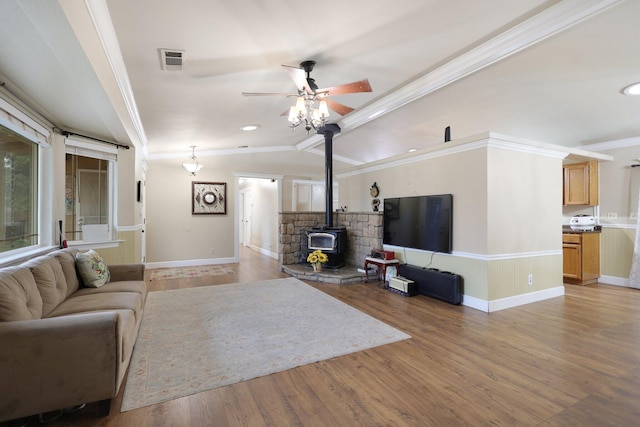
<box><xmin>295</xmin><ymin>97</ymin><xmax>307</xmax><ymax>115</ymax></box>
<box><xmin>182</xmin><ymin>145</ymin><xmax>203</xmax><ymax>176</ymax></box>
<box><xmin>288</xmin><ymin>105</ymin><xmax>299</xmax><ymax>123</ymax></box>
<box><xmin>243</xmin><ymin>61</ymin><xmax>371</xmax><ymax>134</ymax></box>
<box><xmin>288</xmin><ymin>96</ymin><xmax>330</xmax><ymax>133</ymax></box>
<box><xmin>623</xmin><ymin>82</ymin><xmax>640</xmax><ymax>95</ymax></box>
<box><xmin>318</xmin><ymin>100</ymin><xmax>330</xmax><ymax>118</ymax></box>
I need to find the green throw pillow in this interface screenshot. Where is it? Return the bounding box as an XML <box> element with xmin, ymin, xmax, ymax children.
<box><xmin>75</xmin><ymin>250</ymin><xmax>110</xmax><ymax>288</ymax></box>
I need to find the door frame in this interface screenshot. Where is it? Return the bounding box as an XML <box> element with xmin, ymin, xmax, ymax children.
<box><xmin>233</xmin><ymin>172</ymin><xmax>283</xmax><ymax>263</ymax></box>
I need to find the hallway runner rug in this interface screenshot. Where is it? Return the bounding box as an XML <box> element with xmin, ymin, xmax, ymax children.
<box><xmin>148</xmin><ymin>265</ymin><xmax>235</xmax><ymax>281</ymax></box>
<box><xmin>121</xmin><ymin>277</ymin><xmax>410</xmax><ymax>411</ymax></box>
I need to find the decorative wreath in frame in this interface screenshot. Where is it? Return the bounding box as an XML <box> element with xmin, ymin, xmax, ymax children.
<box><xmin>192</xmin><ymin>182</ymin><xmax>226</xmax><ymax>214</ymax></box>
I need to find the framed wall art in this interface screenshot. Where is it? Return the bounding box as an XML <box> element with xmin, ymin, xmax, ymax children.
<box><xmin>192</xmin><ymin>181</ymin><xmax>226</xmax><ymax>215</ymax></box>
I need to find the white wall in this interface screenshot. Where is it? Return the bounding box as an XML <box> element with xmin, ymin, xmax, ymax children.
<box><xmin>145</xmin><ymin>158</ymin><xmax>236</xmax><ymax>265</ymax></box>
<box><xmin>337</xmin><ymin>133</ymin><xmax>566</xmax><ymax>311</ymax></box>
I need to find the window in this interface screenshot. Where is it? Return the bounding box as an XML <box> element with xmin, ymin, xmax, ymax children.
<box><xmin>0</xmin><ymin>126</ymin><xmax>38</xmax><ymax>253</ymax></box>
<box><xmin>292</xmin><ymin>180</ymin><xmax>338</xmax><ymax>212</ymax></box>
<box><xmin>65</xmin><ymin>138</ymin><xmax>117</xmax><ymax>243</ymax></box>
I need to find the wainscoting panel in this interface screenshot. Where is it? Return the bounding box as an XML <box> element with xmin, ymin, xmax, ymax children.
<box><xmin>487</xmin><ymin>254</ymin><xmax>563</xmax><ymax>300</ymax></box>
<box><xmin>600</xmin><ymin>226</ymin><xmax>634</xmax><ymax>279</ymax></box>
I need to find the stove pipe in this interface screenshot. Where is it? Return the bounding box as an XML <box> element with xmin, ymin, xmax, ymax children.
<box><xmin>319</xmin><ymin>124</ymin><xmax>340</xmax><ymax>227</ymax></box>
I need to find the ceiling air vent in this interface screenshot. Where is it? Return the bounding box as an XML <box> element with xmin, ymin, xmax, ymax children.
<box><xmin>159</xmin><ymin>49</ymin><xmax>184</xmax><ymax>71</ymax></box>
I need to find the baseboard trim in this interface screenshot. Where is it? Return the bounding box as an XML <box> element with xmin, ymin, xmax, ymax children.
<box><xmin>146</xmin><ymin>257</ymin><xmax>237</xmax><ymax>269</ymax></box>
<box><xmin>461</xmin><ymin>295</ymin><xmax>489</xmax><ymax>312</ymax></box>
<box><xmin>462</xmin><ymin>286</ymin><xmax>565</xmax><ymax>313</ymax></box>
<box><xmin>489</xmin><ymin>286</ymin><xmax>565</xmax><ymax>312</ymax></box>
<box><xmin>599</xmin><ymin>275</ymin><xmax>631</xmax><ymax>288</ymax></box>
<box><xmin>249</xmin><ymin>244</ymin><xmax>278</xmax><ymax>259</ymax></box>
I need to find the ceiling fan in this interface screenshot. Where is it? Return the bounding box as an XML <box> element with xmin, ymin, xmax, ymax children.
<box><xmin>242</xmin><ymin>60</ymin><xmax>372</xmax><ymax>132</ymax></box>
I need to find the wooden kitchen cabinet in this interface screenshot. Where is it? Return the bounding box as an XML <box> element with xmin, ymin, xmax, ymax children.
<box><xmin>563</xmin><ymin>160</ymin><xmax>598</xmax><ymax>206</ymax></box>
<box><xmin>563</xmin><ymin>232</ymin><xmax>600</xmax><ymax>285</ymax></box>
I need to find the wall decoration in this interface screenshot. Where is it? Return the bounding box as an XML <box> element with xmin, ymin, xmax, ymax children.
<box><xmin>370</xmin><ymin>182</ymin><xmax>380</xmax><ymax>211</ymax></box>
<box><xmin>370</xmin><ymin>182</ymin><xmax>379</xmax><ymax>197</ymax></box>
<box><xmin>192</xmin><ymin>182</ymin><xmax>226</xmax><ymax>215</ymax></box>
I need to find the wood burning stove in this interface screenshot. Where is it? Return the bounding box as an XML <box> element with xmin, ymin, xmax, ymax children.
<box><xmin>306</xmin><ymin>226</ymin><xmax>347</xmax><ymax>269</ymax></box>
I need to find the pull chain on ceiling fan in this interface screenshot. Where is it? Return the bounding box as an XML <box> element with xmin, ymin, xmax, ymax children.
<box><xmin>242</xmin><ymin>60</ymin><xmax>372</xmax><ymax>133</ymax></box>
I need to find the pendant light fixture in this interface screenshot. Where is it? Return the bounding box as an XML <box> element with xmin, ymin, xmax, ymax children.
<box><xmin>182</xmin><ymin>145</ymin><xmax>203</xmax><ymax>176</ymax></box>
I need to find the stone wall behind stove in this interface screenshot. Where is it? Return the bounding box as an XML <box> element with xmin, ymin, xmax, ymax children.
<box><xmin>279</xmin><ymin>211</ymin><xmax>383</xmax><ymax>267</ymax></box>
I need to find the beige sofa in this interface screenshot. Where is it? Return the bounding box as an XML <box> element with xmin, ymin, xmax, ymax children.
<box><xmin>0</xmin><ymin>248</ymin><xmax>146</xmax><ymax>422</ymax></box>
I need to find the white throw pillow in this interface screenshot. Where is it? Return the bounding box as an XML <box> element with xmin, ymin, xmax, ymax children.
<box><xmin>75</xmin><ymin>250</ymin><xmax>110</xmax><ymax>288</ymax></box>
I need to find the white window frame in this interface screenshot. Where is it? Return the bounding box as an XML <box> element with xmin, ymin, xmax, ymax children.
<box><xmin>65</xmin><ymin>137</ymin><xmax>118</xmax><ymax>247</ymax></box>
<box><xmin>292</xmin><ymin>179</ymin><xmax>338</xmax><ymax>212</ymax></box>
<box><xmin>0</xmin><ymin>97</ymin><xmax>53</xmax><ymax>264</ymax></box>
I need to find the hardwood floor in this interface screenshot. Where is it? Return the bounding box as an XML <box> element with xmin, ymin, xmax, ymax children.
<box><xmin>14</xmin><ymin>247</ymin><xmax>640</xmax><ymax>426</ymax></box>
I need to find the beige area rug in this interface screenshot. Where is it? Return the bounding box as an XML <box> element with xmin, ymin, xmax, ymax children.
<box><xmin>148</xmin><ymin>265</ymin><xmax>235</xmax><ymax>281</ymax></box>
<box><xmin>121</xmin><ymin>277</ymin><xmax>411</xmax><ymax>411</ymax></box>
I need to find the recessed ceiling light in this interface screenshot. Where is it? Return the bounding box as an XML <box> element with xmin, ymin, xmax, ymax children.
<box><xmin>622</xmin><ymin>82</ymin><xmax>640</xmax><ymax>96</ymax></box>
<box><xmin>408</xmin><ymin>148</ymin><xmax>417</xmax><ymax>153</ymax></box>
<box><xmin>241</xmin><ymin>125</ymin><xmax>259</xmax><ymax>131</ymax></box>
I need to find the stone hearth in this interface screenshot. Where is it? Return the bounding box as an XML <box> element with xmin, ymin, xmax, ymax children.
<box><xmin>279</xmin><ymin>211</ymin><xmax>384</xmax><ymax>283</ymax></box>
<box><xmin>282</xmin><ymin>263</ymin><xmax>370</xmax><ymax>285</ymax></box>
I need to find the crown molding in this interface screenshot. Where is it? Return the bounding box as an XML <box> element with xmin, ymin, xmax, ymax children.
<box><xmin>336</xmin><ymin>132</ymin><xmax>571</xmax><ymax>178</ymax></box>
<box><xmin>64</xmin><ymin>0</ymin><xmax>148</xmax><ymax>150</ymax></box>
<box><xmin>578</xmin><ymin>136</ymin><xmax>640</xmax><ymax>152</ymax></box>
<box><xmin>298</xmin><ymin>0</ymin><xmax>623</xmax><ymax>152</ymax></box>
<box><xmin>145</xmin><ymin>145</ymin><xmax>296</xmax><ymax>160</ymax></box>
<box><xmin>233</xmin><ymin>172</ymin><xmax>284</xmax><ymax>180</ymax></box>
<box><xmin>305</xmin><ymin>147</ymin><xmax>363</xmax><ymax>166</ymax></box>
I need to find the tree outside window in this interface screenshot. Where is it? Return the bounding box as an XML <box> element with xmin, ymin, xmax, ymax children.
<box><xmin>0</xmin><ymin>126</ymin><xmax>38</xmax><ymax>253</ymax></box>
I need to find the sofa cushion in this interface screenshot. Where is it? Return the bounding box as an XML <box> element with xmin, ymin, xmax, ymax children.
<box><xmin>0</xmin><ymin>266</ymin><xmax>43</xmax><ymax>321</ymax></box>
<box><xmin>49</xmin><ymin>248</ymin><xmax>80</xmax><ymax>297</ymax></box>
<box><xmin>75</xmin><ymin>250</ymin><xmax>110</xmax><ymax>288</ymax></box>
<box><xmin>73</xmin><ymin>280</ymin><xmax>147</xmax><ymax>300</ymax></box>
<box><xmin>25</xmin><ymin>256</ymin><xmax>68</xmax><ymax>317</ymax></box>
<box><xmin>46</xmin><ymin>292</ymin><xmax>144</xmax><ymax>323</ymax></box>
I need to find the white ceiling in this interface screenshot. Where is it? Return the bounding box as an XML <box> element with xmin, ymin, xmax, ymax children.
<box><xmin>0</xmin><ymin>0</ymin><xmax>639</xmax><ymax>177</ymax></box>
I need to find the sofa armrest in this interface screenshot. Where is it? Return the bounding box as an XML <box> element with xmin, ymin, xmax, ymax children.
<box><xmin>0</xmin><ymin>312</ymin><xmax>120</xmax><ymax>422</ymax></box>
<box><xmin>108</xmin><ymin>263</ymin><xmax>145</xmax><ymax>282</ymax></box>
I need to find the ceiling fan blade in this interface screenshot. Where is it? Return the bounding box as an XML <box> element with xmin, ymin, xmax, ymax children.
<box><xmin>323</xmin><ymin>98</ymin><xmax>354</xmax><ymax>116</ymax></box>
<box><xmin>282</xmin><ymin>64</ymin><xmax>313</xmax><ymax>94</ymax></box>
<box><xmin>316</xmin><ymin>79</ymin><xmax>372</xmax><ymax>96</ymax></box>
<box><xmin>242</xmin><ymin>92</ymin><xmax>298</xmax><ymax>97</ymax></box>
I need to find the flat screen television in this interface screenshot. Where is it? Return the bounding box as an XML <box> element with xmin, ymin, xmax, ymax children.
<box><xmin>383</xmin><ymin>194</ymin><xmax>453</xmax><ymax>253</ymax></box>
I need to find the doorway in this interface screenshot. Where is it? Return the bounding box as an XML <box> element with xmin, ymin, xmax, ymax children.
<box><xmin>234</xmin><ymin>174</ymin><xmax>283</xmax><ymax>262</ymax></box>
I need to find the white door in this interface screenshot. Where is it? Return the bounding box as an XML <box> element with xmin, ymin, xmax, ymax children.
<box><xmin>293</xmin><ymin>181</ymin><xmax>325</xmax><ymax>211</ymax></box>
<box><xmin>239</xmin><ymin>190</ymin><xmax>245</xmax><ymax>245</ymax></box>
<box><xmin>292</xmin><ymin>180</ymin><xmax>338</xmax><ymax>212</ymax></box>
<box><xmin>140</xmin><ymin>178</ymin><xmax>146</xmax><ymax>264</ymax></box>
<box><xmin>310</xmin><ymin>184</ymin><xmax>325</xmax><ymax>211</ymax></box>
<box><xmin>242</xmin><ymin>190</ymin><xmax>252</xmax><ymax>247</ymax></box>
<box><xmin>76</xmin><ymin>169</ymin><xmax>107</xmax><ymax>227</ymax></box>
<box><xmin>295</xmin><ymin>183</ymin><xmax>312</xmax><ymax>211</ymax></box>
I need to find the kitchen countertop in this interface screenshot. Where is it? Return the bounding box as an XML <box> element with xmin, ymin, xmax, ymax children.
<box><xmin>562</xmin><ymin>225</ymin><xmax>602</xmax><ymax>234</ymax></box>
